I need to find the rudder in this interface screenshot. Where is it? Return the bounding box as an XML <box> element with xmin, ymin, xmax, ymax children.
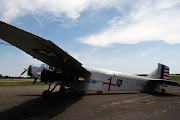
<box><xmin>147</xmin><ymin>63</ymin><xmax>169</xmax><ymax>80</ymax></box>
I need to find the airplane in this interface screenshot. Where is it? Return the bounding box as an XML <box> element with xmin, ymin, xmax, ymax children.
<box><xmin>0</xmin><ymin>21</ymin><xmax>179</xmax><ymax>99</ymax></box>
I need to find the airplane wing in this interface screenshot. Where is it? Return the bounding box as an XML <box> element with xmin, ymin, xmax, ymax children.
<box><xmin>150</xmin><ymin>79</ymin><xmax>180</xmax><ymax>86</ymax></box>
<box><xmin>0</xmin><ymin>21</ymin><xmax>90</xmax><ymax>76</ymax></box>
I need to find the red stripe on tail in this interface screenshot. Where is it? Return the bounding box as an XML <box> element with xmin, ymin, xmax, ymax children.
<box><xmin>164</xmin><ymin>68</ymin><xmax>169</xmax><ymax>70</ymax></box>
<box><xmin>164</xmin><ymin>75</ymin><xmax>169</xmax><ymax>77</ymax></box>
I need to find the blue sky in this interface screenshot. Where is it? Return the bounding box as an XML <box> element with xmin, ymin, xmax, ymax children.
<box><xmin>0</xmin><ymin>0</ymin><xmax>180</xmax><ymax>76</ymax></box>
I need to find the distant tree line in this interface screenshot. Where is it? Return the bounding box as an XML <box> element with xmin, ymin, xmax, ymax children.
<box><xmin>137</xmin><ymin>74</ymin><xmax>148</xmax><ymax>76</ymax></box>
<box><xmin>137</xmin><ymin>74</ymin><xmax>180</xmax><ymax>76</ymax></box>
<box><xmin>0</xmin><ymin>74</ymin><xmax>33</xmax><ymax>79</ymax></box>
<box><xmin>0</xmin><ymin>74</ymin><xmax>2</xmax><ymax>79</ymax></box>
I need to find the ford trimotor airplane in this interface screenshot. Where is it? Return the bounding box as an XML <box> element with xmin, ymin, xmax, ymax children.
<box><xmin>0</xmin><ymin>21</ymin><xmax>179</xmax><ymax>99</ymax></box>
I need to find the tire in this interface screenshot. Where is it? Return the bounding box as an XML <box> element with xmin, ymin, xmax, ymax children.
<box><xmin>60</xmin><ymin>86</ymin><xmax>66</xmax><ymax>93</ymax></box>
<box><xmin>42</xmin><ymin>90</ymin><xmax>52</xmax><ymax>99</ymax></box>
<box><xmin>162</xmin><ymin>89</ymin><xmax>165</xmax><ymax>93</ymax></box>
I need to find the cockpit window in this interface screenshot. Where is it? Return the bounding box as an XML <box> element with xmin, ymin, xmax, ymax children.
<box><xmin>41</xmin><ymin>64</ymin><xmax>54</xmax><ymax>71</ymax></box>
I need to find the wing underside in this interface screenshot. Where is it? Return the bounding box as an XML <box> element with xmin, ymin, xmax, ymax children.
<box><xmin>0</xmin><ymin>21</ymin><xmax>90</xmax><ymax>76</ymax></box>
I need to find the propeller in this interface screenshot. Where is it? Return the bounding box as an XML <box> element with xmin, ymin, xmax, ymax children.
<box><xmin>33</xmin><ymin>74</ymin><xmax>40</xmax><ymax>84</ymax></box>
<box><xmin>21</xmin><ymin>69</ymin><xmax>27</xmax><ymax>75</ymax></box>
<box><xmin>20</xmin><ymin>65</ymin><xmax>41</xmax><ymax>84</ymax></box>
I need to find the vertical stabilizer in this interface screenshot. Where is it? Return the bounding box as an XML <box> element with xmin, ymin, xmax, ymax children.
<box><xmin>147</xmin><ymin>63</ymin><xmax>169</xmax><ymax>80</ymax></box>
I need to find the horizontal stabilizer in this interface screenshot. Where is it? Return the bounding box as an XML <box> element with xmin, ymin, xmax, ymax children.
<box><xmin>150</xmin><ymin>79</ymin><xmax>180</xmax><ymax>87</ymax></box>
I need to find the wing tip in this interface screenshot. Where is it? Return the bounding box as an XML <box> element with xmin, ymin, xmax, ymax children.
<box><xmin>0</xmin><ymin>21</ymin><xmax>5</xmax><ymax>24</ymax></box>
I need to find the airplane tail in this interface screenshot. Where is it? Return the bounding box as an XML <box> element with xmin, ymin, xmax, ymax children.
<box><xmin>147</xmin><ymin>63</ymin><xmax>169</xmax><ymax>80</ymax></box>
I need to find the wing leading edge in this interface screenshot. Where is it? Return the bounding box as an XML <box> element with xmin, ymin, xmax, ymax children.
<box><xmin>0</xmin><ymin>21</ymin><xmax>90</xmax><ymax>76</ymax></box>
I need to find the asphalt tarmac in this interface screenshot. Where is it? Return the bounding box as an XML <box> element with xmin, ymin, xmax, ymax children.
<box><xmin>0</xmin><ymin>85</ymin><xmax>180</xmax><ymax>120</ymax></box>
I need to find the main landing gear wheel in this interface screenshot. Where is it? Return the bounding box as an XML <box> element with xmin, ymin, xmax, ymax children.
<box><xmin>60</xmin><ymin>86</ymin><xmax>66</xmax><ymax>93</ymax></box>
<box><xmin>162</xmin><ymin>88</ymin><xmax>165</xmax><ymax>93</ymax></box>
<box><xmin>42</xmin><ymin>90</ymin><xmax>52</xmax><ymax>99</ymax></box>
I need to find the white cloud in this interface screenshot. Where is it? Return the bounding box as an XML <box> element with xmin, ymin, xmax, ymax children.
<box><xmin>0</xmin><ymin>0</ymin><xmax>134</xmax><ymax>22</ymax></box>
<box><xmin>139</xmin><ymin>48</ymin><xmax>160</xmax><ymax>57</ymax></box>
<box><xmin>79</xmin><ymin>0</ymin><xmax>180</xmax><ymax>46</ymax></box>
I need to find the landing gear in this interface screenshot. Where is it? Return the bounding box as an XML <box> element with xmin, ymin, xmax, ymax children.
<box><xmin>41</xmin><ymin>81</ymin><xmax>67</xmax><ymax>99</ymax></box>
<box><xmin>162</xmin><ymin>88</ymin><xmax>165</xmax><ymax>93</ymax></box>
<box><xmin>160</xmin><ymin>84</ymin><xmax>166</xmax><ymax>93</ymax></box>
<box><xmin>42</xmin><ymin>90</ymin><xmax>52</xmax><ymax>99</ymax></box>
<box><xmin>60</xmin><ymin>86</ymin><xmax>66</xmax><ymax>93</ymax></box>
<box><xmin>42</xmin><ymin>82</ymin><xmax>57</xmax><ymax>99</ymax></box>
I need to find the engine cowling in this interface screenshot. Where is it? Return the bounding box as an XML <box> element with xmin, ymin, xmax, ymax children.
<box><xmin>27</xmin><ymin>65</ymin><xmax>32</xmax><ymax>76</ymax></box>
<box><xmin>40</xmin><ymin>69</ymin><xmax>65</xmax><ymax>83</ymax></box>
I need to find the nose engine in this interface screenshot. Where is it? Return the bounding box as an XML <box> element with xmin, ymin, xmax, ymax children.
<box><xmin>21</xmin><ymin>65</ymin><xmax>33</xmax><ymax>76</ymax></box>
<box><xmin>21</xmin><ymin>65</ymin><xmax>65</xmax><ymax>84</ymax></box>
<box><xmin>21</xmin><ymin>64</ymin><xmax>70</xmax><ymax>99</ymax></box>
<box><xmin>21</xmin><ymin>65</ymin><xmax>43</xmax><ymax>84</ymax></box>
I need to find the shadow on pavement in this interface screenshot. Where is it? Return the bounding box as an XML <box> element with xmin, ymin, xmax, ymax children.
<box><xmin>85</xmin><ymin>92</ymin><xmax>139</xmax><ymax>96</ymax></box>
<box><xmin>0</xmin><ymin>89</ymin><xmax>85</xmax><ymax>120</ymax></box>
<box><xmin>146</xmin><ymin>91</ymin><xmax>179</xmax><ymax>97</ymax></box>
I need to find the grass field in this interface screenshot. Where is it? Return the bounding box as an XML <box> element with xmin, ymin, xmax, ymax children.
<box><xmin>0</xmin><ymin>79</ymin><xmax>47</xmax><ymax>86</ymax></box>
<box><xmin>0</xmin><ymin>75</ymin><xmax>180</xmax><ymax>87</ymax></box>
<box><xmin>169</xmin><ymin>75</ymin><xmax>180</xmax><ymax>81</ymax></box>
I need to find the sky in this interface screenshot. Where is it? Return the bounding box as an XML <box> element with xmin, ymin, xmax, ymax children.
<box><xmin>0</xmin><ymin>0</ymin><xmax>180</xmax><ymax>77</ymax></box>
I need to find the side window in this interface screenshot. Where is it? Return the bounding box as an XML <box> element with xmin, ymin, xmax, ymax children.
<box><xmin>45</xmin><ymin>64</ymin><xmax>48</xmax><ymax>69</ymax></box>
<box><xmin>78</xmin><ymin>77</ymin><xmax>86</xmax><ymax>81</ymax></box>
<box><xmin>41</xmin><ymin>64</ymin><xmax>53</xmax><ymax>70</ymax></box>
<box><xmin>49</xmin><ymin>66</ymin><xmax>55</xmax><ymax>71</ymax></box>
<box><xmin>41</xmin><ymin>64</ymin><xmax>44</xmax><ymax>68</ymax></box>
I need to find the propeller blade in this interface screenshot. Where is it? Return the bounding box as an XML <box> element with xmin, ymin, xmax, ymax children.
<box><xmin>33</xmin><ymin>75</ymin><xmax>40</xmax><ymax>84</ymax></box>
<box><xmin>33</xmin><ymin>77</ymin><xmax>38</xmax><ymax>84</ymax></box>
<box><xmin>21</xmin><ymin>69</ymin><xmax>27</xmax><ymax>75</ymax></box>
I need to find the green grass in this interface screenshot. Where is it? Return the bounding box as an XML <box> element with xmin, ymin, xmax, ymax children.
<box><xmin>169</xmin><ymin>75</ymin><xmax>180</xmax><ymax>81</ymax></box>
<box><xmin>0</xmin><ymin>81</ymin><xmax>47</xmax><ymax>87</ymax></box>
<box><xmin>0</xmin><ymin>78</ymin><xmax>33</xmax><ymax>81</ymax></box>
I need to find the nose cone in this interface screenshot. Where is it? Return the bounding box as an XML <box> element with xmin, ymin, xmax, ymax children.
<box><xmin>27</xmin><ymin>65</ymin><xmax>33</xmax><ymax>76</ymax></box>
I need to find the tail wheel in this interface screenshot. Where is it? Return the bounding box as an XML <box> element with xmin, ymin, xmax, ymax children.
<box><xmin>42</xmin><ymin>90</ymin><xmax>52</xmax><ymax>99</ymax></box>
<box><xmin>162</xmin><ymin>88</ymin><xmax>165</xmax><ymax>93</ymax></box>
